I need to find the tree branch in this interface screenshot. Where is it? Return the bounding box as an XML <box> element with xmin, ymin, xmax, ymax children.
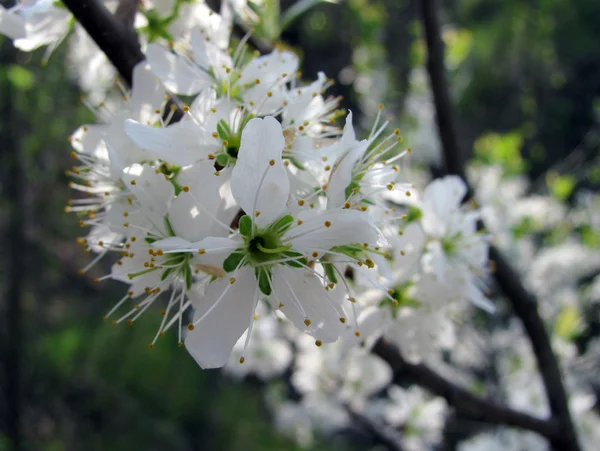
<box><xmin>373</xmin><ymin>340</ymin><xmax>558</xmax><ymax>439</ymax></box>
<box><xmin>61</xmin><ymin>0</ymin><xmax>145</xmax><ymax>86</ymax></box>
<box><xmin>418</xmin><ymin>0</ymin><xmax>581</xmax><ymax>449</ymax></box>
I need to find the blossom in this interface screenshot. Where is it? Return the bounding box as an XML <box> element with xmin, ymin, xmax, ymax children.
<box><xmin>155</xmin><ymin>116</ymin><xmax>386</xmax><ymax>368</ymax></box>
<box><xmin>420</xmin><ymin>175</ymin><xmax>494</xmax><ymax>312</ymax></box>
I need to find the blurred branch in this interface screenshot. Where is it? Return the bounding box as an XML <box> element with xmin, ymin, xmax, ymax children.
<box><xmin>373</xmin><ymin>340</ymin><xmax>558</xmax><ymax>439</ymax></box>
<box><xmin>115</xmin><ymin>0</ymin><xmax>141</xmax><ymax>32</ymax></box>
<box><xmin>346</xmin><ymin>406</ymin><xmax>405</xmax><ymax>451</ymax></box>
<box><xmin>418</xmin><ymin>0</ymin><xmax>581</xmax><ymax>449</ymax></box>
<box><xmin>61</xmin><ymin>0</ymin><xmax>145</xmax><ymax>86</ymax></box>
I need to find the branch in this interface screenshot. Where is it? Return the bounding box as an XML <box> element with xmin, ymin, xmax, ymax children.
<box><xmin>418</xmin><ymin>0</ymin><xmax>581</xmax><ymax>449</ymax></box>
<box><xmin>373</xmin><ymin>340</ymin><xmax>558</xmax><ymax>438</ymax></box>
<box><xmin>346</xmin><ymin>406</ymin><xmax>405</xmax><ymax>451</ymax></box>
<box><xmin>61</xmin><ymin>0</ymin><xmax>145</xmax><ymax>86</ymax></box>
<box><xmin>115</xmin><ymin>0</ymin><xmax>141</xmax><ymax>32</ymax></box>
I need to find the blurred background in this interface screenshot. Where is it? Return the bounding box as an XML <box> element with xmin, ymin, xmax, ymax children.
<box><xmin>1</xmin><ymin>0</ymin><xmax>600</xmax><ymax>450</ymax></box>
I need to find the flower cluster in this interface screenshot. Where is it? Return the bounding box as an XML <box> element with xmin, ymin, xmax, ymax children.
<box><xmin>63</xmin><ymin>0</ymin><xmax>496</xmax><ymax>371</ymax></box>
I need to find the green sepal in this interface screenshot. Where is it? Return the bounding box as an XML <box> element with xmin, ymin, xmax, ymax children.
<box><xmin>345</xmin><ymin>181</ymin><xmax>361</xmax><ymax>200</ymax></box>
<box><xmin>216</xmin><ymin>153</ymin><xmax>230</xmax><ymax>168</ymax></box>
<box><xmin>256</xmin><ymin>268</ymin><xmax>272</xmax><ymax>296</ymax></box>
<box><xmin>184</xmin><ymin>265</ymin><xmax>193</xmax><ymax>290</ymax></box>
<box><xmin>405</xmin><ymin>206</ymin><xmax>423</xmax><ymax>223</ymax></box>
<box><xmin>270</xmin><ymin>215</ymin><xmax>294</xmax><ymax>233</ymax></box>
<box><xmin>145</xmin><ymin>237</ymin><xmax>157</xmax><ymax>244</ymax></box>
<box><xmin>324</xmin><ymin>263</ymin><xmax>338</xmax><ymax>284</ymax></box>
<box><xmin>223</xmin><ymin>249</ymin><xmax>246</xmax><ymax>272</ymax></box>
<box><xmin>239</xmin><ymin>215</ymin><xmax>253</xmax><ymax>237</ymax></box>
<box><xmin>161</xmin><ymin>268</ymin><xmax>174</xmax><ymax>281</ymax></box>
<box><xmin>164</xmin><ymin>215</ymin><xmax>176</xmax><ymax>237</ymax></box>
<box><xmin>217</xmin><ymin>120</ymin><xmax>232</xmax><ymax>140</ymax></box>
<box><xmin>282</xmin><ymin>251</ymin><xmax>308</xmax><ymax>268</ymax></box>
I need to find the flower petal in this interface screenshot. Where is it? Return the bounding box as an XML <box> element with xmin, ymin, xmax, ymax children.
<box><xmin>271</xmin><ymin>266</ymin><xmax>344</xmax><ymax>342</ymax></box>
<box><xmin>146</xmin><ymin>43</ymin><xmax>211</xmax><ymax>95</ymax></box>
<box><xmin>285</xmin><ymin>209</ymin><xmax>385</xmax><ymax>256</ymax></box>
<box><xmin>231</xmin><ymin>117</ymin><xmax>289</xmax><ymax>228</ymax></box>
<box><xmin>125</xmin><ymin>119</ymin><xmax>219</xmax><ymax>166</ymax></box>
<box><xmin>185</xmin><ymin>267</ymin><xmax>257</xmax><ymax>368</ymax></box>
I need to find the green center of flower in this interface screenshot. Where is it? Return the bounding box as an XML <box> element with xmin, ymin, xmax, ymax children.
<box><xmin>223</xmin><ymin>215</ymin><xmax>307</xmax><ymax>295</ymax></box>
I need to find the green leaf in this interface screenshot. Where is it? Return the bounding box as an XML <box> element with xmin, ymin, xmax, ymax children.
<box><xmin>239</xmin><ymin>215</ymin><xmax>253</xmax><ymax>237</ymax></box>
<box><xmin>7</xmin><ymin>65</ymin><xmax>35</xmax><ymax>91</ymax></box>
<box><xmin>554</xmin><ymin>306</ymin><xmax>583</xmax><ymax>341</ymax></box>
<box><xmin>256</xmin><ymin>268</ymin><xmax>272</xmax><ymax>296</ymax></box>
<box><xmin>223</xmin><ymin>249</ymin><xmax>246</xmax><ymax>272</ymax></box>
<box><xmin>547</xmin><ymin>173</ymin><xmax>576</xmax><ymax>201</ymax></box>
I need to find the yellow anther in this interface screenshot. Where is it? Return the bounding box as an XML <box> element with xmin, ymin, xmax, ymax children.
<box><xmin>297</xmin><ymin>199</ymin><xmax>305</xmax><ymax>206</ymax></box>
<box><xmin>187</xmin><ymin>323</ymin><xmax>195</xmax><ymax>331</ymax></box>
<box><xmin>315</xmin><ymin>340</ymin><xmax>322</xmax><ymax>347</ymax></box>
<box><xmin>182</xmin><ymin>186</ymin><xmax>190</xmax><ymax>192</ymax></box>
<box><xmin>239</xmin><ymin>356</ymin><xmax>245</xmax><ymax>364</ymax></box>
<box><xmin>269</xmin><ymin>159</ymin><xmax>275</xmax><ymax>166</ymax></box>
<box><xmin>304</xmin><ymin>319</ymin><xmax>311</xmax><ymax>327</ymax></box>
<box><xmin>229</xmin><ymin>277</ymin><xmax>236</xmax><ymax>284</ymax></box>
<box><xmin>198</xmin><ymin>249</ymin><xmax>206</xmax><ymax>255</ymax></box>
<box><xmin>339</xmin><ymin>317</ymin><xmax>346</xmax><ymax>324</ymax></box>
<box><xmin>324</xmin><ymin>221</ymin><xmax>332</xmax><ymax>228</ymax></box>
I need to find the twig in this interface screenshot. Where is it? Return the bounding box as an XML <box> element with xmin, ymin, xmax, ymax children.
<box><xmin>418</xmin><ymin>0</ymin><xmax>581</xmax><ymax>449</ymax></box>
<box><xmin>62</xmin><ymin>0</ymin><xmax>145</xmax><ymax>86</ymax></box>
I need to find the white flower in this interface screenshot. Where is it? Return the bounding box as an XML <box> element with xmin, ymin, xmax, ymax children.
<box><xmin>420</xmin><ymin>175</ymin><xmax>494</xmax><ymax>312</ymax></box>
<box><xmin>106</xmin><ymin>162</ymin><xmax>237</xmax><ymax>346</ymax></box>
<box><xmin>13</xmin><ymin>0</ymin><xmax>71</xmax><ymax>54</ymax></box>
<box><xmin>155</xmin><ymin>116</ymin><xmax>386</xmax><ymax>368</ymax></box>
<box><xmin>146</xmin><ymin>25</ymin><xmax>299</xmax><ymax>115</ymax></box>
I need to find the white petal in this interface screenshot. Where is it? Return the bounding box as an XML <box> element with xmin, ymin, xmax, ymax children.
<box><xmin>285</xmin><ymin>209</ymin><xmax>385</xmax><ymax>256</ymax></box>
<box><xmin>125</xmin><ymin>119</ymin><xmax>219</xmax><ymax>166</ymax></box>
<box><xmin>146</xmin><ymin>43</ymin><xmax>211</xmax><ymax>95</ymax></box>
<box><xmin>271</xmin><ymin>266</ymin><xmax>344</xmax><ymax>342</ymax></box>
<box><xmin>231</xmin><ymin>117</ymin><xmax>289</xmax><ymax>228</ymax></box>
<box><xmin>130</xmin><ymin>62</ymin><xmax>167</xmax><ymax>124</ymax></box>
<box><xmin>0</xmin><ymin>7</ymin><xmax>26</xmax><ymax>40</ymax></box>
<box><xmin>422</xmin><ymin>175</ymin><xmax>467</xmax><ymax>236</ymax></box>
<box><xmin>185</xmin><ymin>267</ymin><xmax>257</xmax><ymax>369</ymax></box>
<box><xmin>122</xmin><ymin>164</ymin><xmax>175</xmax><ymax>234</ymax></box>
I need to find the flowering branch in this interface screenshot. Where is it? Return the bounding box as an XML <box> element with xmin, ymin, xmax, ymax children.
<box><xmin>418</xmin><ymin>0</ymin><xmax>581</xmax><ymax>449</ymax></box>
<box><xmin>61</xmin><ymin>0</ymin><xmax>145</xmax><ymax>86</ymax></box>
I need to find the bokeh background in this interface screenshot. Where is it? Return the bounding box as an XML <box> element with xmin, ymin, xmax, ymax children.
<box><xmin>1</xmin><ymin>0</ymin><xmax>600</xmax><ymax>450</ymax></box>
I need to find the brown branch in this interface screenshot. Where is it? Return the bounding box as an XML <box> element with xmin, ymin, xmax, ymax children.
<box><xmin>373</xmin><ymin>340</ymin><xmax>558</xmax><ymax>439</ymax></box>
<box><xmin>115</xmin><ymin>0</ymin><xmax>141</xmax><ymax>32</ymax></box>
<box><xmin>61</xmin><ymin>0</ymin><xmax>145</xmax><ymax>86</ymax></box>
<box><xmin>418</xmin><ymin>0</ymin><xmax>581</xmax><ymax>449</ymax></box>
